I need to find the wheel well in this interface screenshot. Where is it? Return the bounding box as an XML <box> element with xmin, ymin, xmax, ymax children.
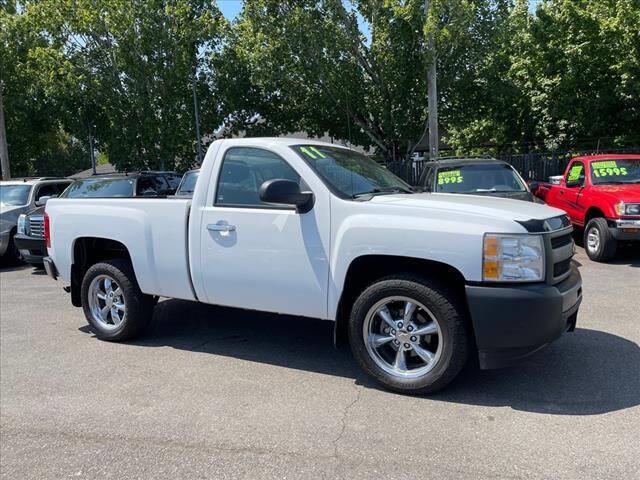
<box><xmin>585</xmin><ymin>207</ymin><xmax>605</xmax><ymax>224</ymax></box>
<box><xmin>333</xmin><ymin>255</ymin><xmax>469</xmax><ymax>347</ymax></box>
<box><xmin>70</xmin><ymin>237</ymin><xmax>132</xmax><ymax>307</ymax></box>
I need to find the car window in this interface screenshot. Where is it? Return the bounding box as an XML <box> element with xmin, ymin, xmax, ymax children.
<box><xmin>165</xmin><ymin>174</ymin><xmax>181</xmax><ymax>189</ymax></box>
<box><xmin>435</xmin><ymin>164</ymin><xmax>527</xmax><ymax>193</ymax></box>
<box><xmin>62</xmin><ymin>178</ymin><xmax>135</xmax><ymax>198</ymax></box>
<box><xmin>424</xmin><ymin>167</ymin><xmax>435</xmax><ymax>191</ymax></box>
<box><xmin>151</xmin><ymin>175</ymin><xmax>169</xmax><ymax>193</ymax></box>
<box><xmin>215</xmin><ymin>147</ymin><xmax>301</xmax><ymax>207</ymax></box>
<box><xmin>177</xmin><ymin>171</ymin><xmax>199</xmax><ymax>196</ymax></box>
<box><xmin>35</xmin><ymin>182</ymin><xmax>69</xmax><ymax>200</ymax></box>
<box><xmin>566</xmin><ymin>162</ymin><xmax>585</xmax><ymax>186</ymax></box>
<box><xmin>0</xmin><ymin>185</ymin><xmax>32</xmax><ymax>206</ymax></box>
<box><xmin>136</xmin><ymin>176</ymin><xmax>159</xmax><ymax>196</ymax></box>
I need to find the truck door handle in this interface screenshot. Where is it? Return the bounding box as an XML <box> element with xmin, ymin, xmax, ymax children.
<box><xmin>207</xmin><ymin>222</ymin><xmax>236</xmax><ymax>235</ymax></box>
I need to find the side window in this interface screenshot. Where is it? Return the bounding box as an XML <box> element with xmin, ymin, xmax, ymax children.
<box><xmin>151</xmin><ymin>175</ymin><xmax>169</xmax><ymax>193</ymax></box>
<box><xmin>165</xmin><ymin>174</ymin><xmax>181</xmax><ymax>189</ymax></box>
<box><xmin>136</xmin><ymin>176</ymin><xmax>157</xmax><ymax>195</ymax></box>
<box><xmin>35</xmin><ymin>184</ymin><xmax>61</xmax><ymax>200</ymax></box>
<box><xmin>566</xmin><ymin>162</ymin><xmax>585</xmax><ymax>186</ymax></box>
<box><xmin>215</xmin><ymin>147</ymin><xmax>301</xmax><ymax>207</ymax></box>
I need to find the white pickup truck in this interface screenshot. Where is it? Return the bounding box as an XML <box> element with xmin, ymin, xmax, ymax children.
<box><xmin>43</xmin><ymin>138</ymin><xmax>582</xmax><ymax>393</ymax></box>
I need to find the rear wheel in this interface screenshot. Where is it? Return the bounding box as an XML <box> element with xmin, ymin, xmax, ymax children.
<box><xmin>348</xmin><ymin>274</ymin><xmax>469</xmax><ymax>394</ymax></box>
<box><xmin>81</xmin><ymin>259</ymin><xmax>154</xmax><ymax>341</ymax></box>
<box><xmin>584</xmin><ymin>218</ymin><xmax>617</xmax><ymax>262</ymax></box>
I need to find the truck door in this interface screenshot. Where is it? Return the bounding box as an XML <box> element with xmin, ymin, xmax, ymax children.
<box><xmin>196</xmin><ymin>146</ymin><xmax>330</xmax><ymax>319</ymax></box>
<box><xmin>561</xmin><ymin>160</ymin><xmax>586</xmax><ymax>223</ymax></box>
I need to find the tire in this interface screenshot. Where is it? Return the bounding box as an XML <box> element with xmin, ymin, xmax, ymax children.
<box><xmin>348</xmin><ymin>274</ymin><xmax>469</xmax><ymax>394</ymax></box>
<box><xmin>584</xmin><ymin>217</ymin><xmax>617</xmax><ymax>262</ymax></box>
<box><xmin>81</xmin><ymin>259</ymin><xmax>154</xmax><ymax>341</ymax></box>
<box><xmin>1</xmin><ymin>232</ymin><xmax>22</xmax><ymax>266</ymax></box>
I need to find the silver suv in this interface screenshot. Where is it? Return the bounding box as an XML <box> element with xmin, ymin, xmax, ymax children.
<box><xmin>0</xmin><ymin>177</ymin><xmax>72</xmax><ymax>263</ymax></box>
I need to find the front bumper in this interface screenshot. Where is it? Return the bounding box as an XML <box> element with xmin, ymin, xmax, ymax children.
<box><xmin>14</xmin><ymin>234</ymin><xmax>46</xmax><ymax>264</ymax></box>
<box><xmin>609</xmin><ymin>218</ymin><xmax>640</xmax><ymax>241</ymax></box>
<box><xmin>466</xmin><ymin>264</ymin><xmax>582</xmax><ymax>369</ymax></box>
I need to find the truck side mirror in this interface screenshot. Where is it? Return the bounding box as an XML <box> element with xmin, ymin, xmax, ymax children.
<box><xmin>259</xmin><ymin>179</ymin><xmax>314</xmax><ymax>214</ymax></box>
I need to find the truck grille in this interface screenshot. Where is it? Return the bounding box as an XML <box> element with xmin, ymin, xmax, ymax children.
<box><xmin>545</xmin><ymin>227</ymin><xmax>575</xmax><ymax>284</ymax></box>
<box><xmin>28</xmin><ymin>216</ymin><xmax>45</xmax><ymax>238</ymax></box>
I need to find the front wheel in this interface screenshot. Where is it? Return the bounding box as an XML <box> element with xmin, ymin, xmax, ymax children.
<box><xmin>584</xmin><ymin>217</ymin><xmax>617</xmax><ymax>262</ymax></box>
<box><xmin>81</xmin><ymin>259</ymin><xmax>155</xmax><ymax>341</ymax></box>
<box><xmin>348</xmin><ymin>275</ymin><xmax>469</xmax><ymax>394</ymax></box>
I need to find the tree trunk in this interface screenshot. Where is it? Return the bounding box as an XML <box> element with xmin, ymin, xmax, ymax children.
<box><xmin>0</xmin><ymin>89</ymin><xmax>10</xmax><ymax>180</ymax></box>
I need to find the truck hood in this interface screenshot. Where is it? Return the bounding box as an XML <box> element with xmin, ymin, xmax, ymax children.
<box><xmin>592</xmin><ymin>184</ymin><xmax>640</xmax><ymax>203</ymax></box>
<box><xmin>369</xmin><ymin>193</ymin><xmax>565</xmax><ymax>222</ymax></box>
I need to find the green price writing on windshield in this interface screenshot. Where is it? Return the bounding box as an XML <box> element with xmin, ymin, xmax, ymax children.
<box><xmin>438</xmin><ymin>170</ymin><xmax>463</xmax><ymax>185</ymax></box>
<box><xmin>567</xmin><ymin>165</ymin><xmax>583</xmax><ymax>181</ymax></box>
<box><xmin>591</xmin><ymin>161</ymin><xmax>627</xmax><ymax>178</ymax></box>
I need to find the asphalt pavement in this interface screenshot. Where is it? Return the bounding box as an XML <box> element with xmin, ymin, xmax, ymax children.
<box><xmin>1</xmin><ymin>246</ymin><xmax>639</xmax><ymax>479</ymax></box>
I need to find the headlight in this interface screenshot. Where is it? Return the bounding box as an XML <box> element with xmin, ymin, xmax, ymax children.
<box><xmin>17</xmin><ymin>214</ymin><xmax>27</xmax><ymax>235</ymax></box>
<box><xmin>618</xmin><ymin>202</ymin><xmax>640</xmax><ymax>216</ymax></box>
<box><xmin>483</xmin><ymin>234</ymin><xmax>545</xmax><ymax>282</ymax></box>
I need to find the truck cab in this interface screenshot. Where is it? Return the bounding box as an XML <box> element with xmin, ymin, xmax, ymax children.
<box><xmin>533</xmin><ymin>155</ymin><xmax>640</xmax><ymax>261</ymax></box>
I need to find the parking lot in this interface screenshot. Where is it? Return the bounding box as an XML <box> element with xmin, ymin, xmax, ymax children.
<box><xmin>1</xmin><ymin>246</ymin><xmax>639</xmax><ymax>479</ymax></box>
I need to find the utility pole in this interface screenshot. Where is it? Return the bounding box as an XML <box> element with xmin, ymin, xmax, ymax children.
<box><xmin>0</xmin><ymin>88</ymin><xmax>10</xmax><ymax>180</ymax></box>
<box><xmin>192</xmin><ymin>67</ymin><xmax>203</xmax><ymax>165</ymax></box>
<box><xmin>425</xmin><ymin>0</ymin><xmax>439</xmax><ymax>160</ymax></box>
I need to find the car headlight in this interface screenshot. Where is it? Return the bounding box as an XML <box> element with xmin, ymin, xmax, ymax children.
<box><xmin>17</xmin><ymin>214</ymin><xmax>27</xmax><ymax>235</ymax></box>
<box><xmin>616</xmin><ymin>202</ymin><xmax>640</xmax><ymax>216</ymax></box>
<box><xmin>483</xmin><ymin>234</ymin><xmax>545</xmax><ymax>282</ymax></box>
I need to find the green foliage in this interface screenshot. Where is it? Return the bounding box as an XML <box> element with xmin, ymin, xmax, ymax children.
<box><xmin>2</xmin><ymin>0</ymin><xmax>226</xmax><ymax>174</ymax></box>
<box><xmin>2</xmin><ymin>0</ymin><xmax>639</xmax><ymax>175</ymax></box>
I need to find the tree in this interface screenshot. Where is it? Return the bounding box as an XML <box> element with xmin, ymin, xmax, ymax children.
<box><xmin>2</xmin><ymin>0</ymin><xmax>227</xmax><ymax>174</ymax></box>
<box><xmin>214</xmin><ymin>0</ymin><xmax>510</xmax><ymax>161</ymax></box>
<box><xmin>1</xmin><ymin>3</ymin><xmax>88</xmax><ymax>177</ymax></box>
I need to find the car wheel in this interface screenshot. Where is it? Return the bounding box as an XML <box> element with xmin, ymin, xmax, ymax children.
<box><xmin>348</xmin><ymin>274</ymin><xmax>469</xmax><ymax>394</ymax></box>
<box><xmin>584</xmin><ymin>218</ymin><xmax>616</xmax><ymax>262</ymax></box>
<box><xmin>1</xmin><ymin>231</ymin><xmax>22</xmax><ymax>266</ymax></box>
<box><xmin>81</xmin><ymin>259</ymin><xmax>155</xmax><ymax>341</ymax></box>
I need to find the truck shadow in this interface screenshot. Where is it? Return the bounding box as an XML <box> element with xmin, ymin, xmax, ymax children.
<box><xmin>114</xmin><ymin>298</ymin><xmax>640</xmax><ymax>416</ymax></box>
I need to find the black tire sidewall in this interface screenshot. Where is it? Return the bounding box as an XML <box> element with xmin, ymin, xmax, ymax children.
<box><xmin>584</xmin><ymin>218</ymin><xmax>616</xmax><ymax>262</ymax></box>
<box><xmin>348</xmin><ymin>276</ymin><xmax>468</xmax><ymax>394</ymax></box>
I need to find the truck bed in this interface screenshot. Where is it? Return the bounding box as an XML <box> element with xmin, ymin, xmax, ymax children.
<box><xmin>45</xmin><ymin>198</ymin><xmax>196</xmax><ymax>301</ymax></box>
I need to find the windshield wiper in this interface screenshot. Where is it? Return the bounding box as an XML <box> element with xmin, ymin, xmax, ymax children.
<box><xmin>352</xmin><ymin>186</ymin><xmax>414</xmax><ymax>199</ymax></box>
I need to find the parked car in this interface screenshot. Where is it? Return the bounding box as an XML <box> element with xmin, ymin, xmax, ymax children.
<box><xmin>62</xmin><ymin>171</ymin><xmax>179</xmax><ymax>199</ymax></box>
<box><xmin>0</xmin><ymin>177</ymin><xmax>72</xmax><ymax>264</ymax></box>
<box><xmin>417</xmin><ymin>158</ymin><xmax>540</xmax><ymax>202</ymax></box>
<box><xmin>174</xmin><ymin>169</ymin><xmax>200</xmax><ymax>198</ymax></box>
<box><xmin>43</xmin><ymin>138</ymin><xmax>581</xmax><ymax>394</ymax></box>
<box><xmin>13</xmin><ymin>171</ymin><xmax>179</xmax><ymax>267</ymax></box>
<box><xmin>532</xmin><ymin>154</ymin><xmax>640</xmax><ymax>262</ymax></box>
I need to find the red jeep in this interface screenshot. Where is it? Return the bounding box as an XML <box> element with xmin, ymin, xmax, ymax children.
<box><xmin>533</xmin><ymin>154</ymin><xmax>640</xmax><ymax>262</ymax></box>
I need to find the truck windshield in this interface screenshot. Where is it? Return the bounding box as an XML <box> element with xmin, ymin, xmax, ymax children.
<box><xmin>292</xmin><ymin>145</ymin><xmax>412</xmax><ymax>198</ymax></box>
<box><xmin>435</xmin><ymin>164</ymin><xmax>526</xmax><ymax>193</ymax></box>
<box><xmin>0</xmin><ymin>185</ymin><xmax>32</xmax><ymax>206</ymax></box>
<box><xmin>590</xmin><ymin>159</ymin><xmax>640</xmax><ymax>185</ymax></box>
<box><xmin>61</xmin><ymin>178</ymin><xmax>135</xmax><ymax>198</ymax></box>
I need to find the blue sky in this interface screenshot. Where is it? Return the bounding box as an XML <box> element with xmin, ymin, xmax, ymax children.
<box><xmin>218</xmin><ymin>0</ymin><xmax>541</xmax><ymax>21</ymax></box>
